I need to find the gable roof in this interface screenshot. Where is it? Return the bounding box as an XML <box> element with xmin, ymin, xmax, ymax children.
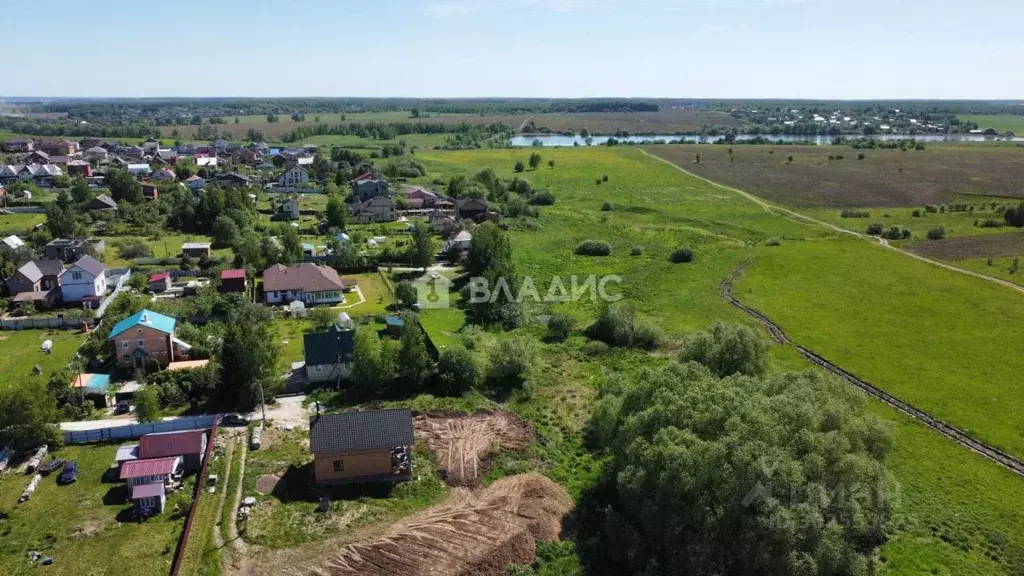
<box><xmin>16</xmin><ymin>260</ymin><xmax>64</xmax><ymax>283</ymax></box>
<box><xmin>309</xmin><ymin>408</ymin><xmax>414</xmax><ymax>455</ymax></box>
<box><xmin>220</xmin><ymin>269</ymin><xmax>245</xmax><ymax>280</ymax></box>
<box><xmin>131</xmin><ymin>483</ymin><xmax>164</xmax><ymax>499</ymax></box>
<box><xmin>2</xmin><ymin>235</ymin><xmax>24</xmax><ymax>249</ymax></box>
<box><xmin>108</xmin><ymin>309</ymin><xmax>176</xmax><ymax>339</ymax></box>
<box><xmin>304</xmin><ymin>327</ymin><xmax>355</xmax><ymax>366</ymax></box>
<box><xmin>263</xmin><ymin>263</ymin><xmax>345</xmax><ymax>293</ymax></box>
<box><xmin>71</xmin><ymin>255</ymin><xmax>105</xmax><ymax>277</ymax></box>
<box><xmin>457</xmin><ymin>197</ymin><xmax>488</xmax><ymax>210</ymax></box>
<box><xmin>119</xmin><ymin>456</ymin><xmax>182</xmax><ymax>480</ymax></box>
<box><xmin>148</xmin><ymin>272</ymin><xmax>169</xmax><ymax>283</ymax></box>
<box><xmin>138</xmin><ymin>430</ymin><xmax>207</xmax><ymax>459</ymax></box>
<box><xmin>88</xmin><ymin>194</ymin><xmax>118</xmax><ymax>210</ymax></box>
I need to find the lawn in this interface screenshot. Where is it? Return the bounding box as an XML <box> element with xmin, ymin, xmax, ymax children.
<box><xmin>960</xmin><ymin>114</ymin><xmax>1024</xmax><ymax>135</ymax></box>
<box><xmin>97</xmin><ymin>233</ymin><xmax>231</xmax><ymax>267</ymax></box>
<box><xmin>178</xmin><ymin>435</ymin><xmax>231</xmax><ymax>576</ymax></box>
<box><xmin>802</xmin><ymin>204</ymin><xmax>1021</xmax><ymax>242</ymax></box>
<box><xmin>647</xmin><ymin>144</ymin><xmax>1024</xmax><ymax>207</ymax></box>
<box><xmin>0</xmin><ymin>329</ymin><xmax>84</xmax><ymax>393</ymax></box>
<box><xmin>297</xmin><ymin>132</ymin><xmax>450</xmax><ymax>149</ymax></box>
<box><xmin>0</xmin><ymin>443</ymin><xmax>185</xmax><ymax>576</ymax></box>
<box><xmin>239</xmin><ymin>428</ymin><xmax>445</xmax><ymax>550</ymax></box>
<box><xmin>736</xmin><ymin>237</ymin><xmax>1024</xmax><ymax>459</ymax></box>
<box><xmin>0</xmin><ymin>213</ymin><xmax>45</xmax><ymax>236</ymax></box>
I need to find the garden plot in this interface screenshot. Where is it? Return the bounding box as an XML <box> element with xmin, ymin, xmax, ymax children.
<box><xmin>413</xmin><ymin>412</ymin><xmax>532</xmax><ymax>486</ymax></box>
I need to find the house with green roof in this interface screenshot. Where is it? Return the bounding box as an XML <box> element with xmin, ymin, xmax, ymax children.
<box><xmin>303</xmin><ymin>324</ymin><xmax>355</xmax><ymax>384</ymax></box>
<box><xmin>108</xmin><ymin>309</ymin><xmax>191</xmax><ymax>371</ymax></box>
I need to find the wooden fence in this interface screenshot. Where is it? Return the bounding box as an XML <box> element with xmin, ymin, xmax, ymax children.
<box><xmin>170</xmin><ymin>419</ymin><xmax>220</xmax><ymax>576</ymax></box>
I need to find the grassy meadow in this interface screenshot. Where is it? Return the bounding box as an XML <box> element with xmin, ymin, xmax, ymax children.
<box><xmin>409</xmin><ymin>145</ymin><xmax>1024</xmax><ymax>575</ymax></box>
<box><xmin>0</xmin><ymin>213</ymin><xmax>45</xmax><ymax>236</ymax></box>
<box><xmin>0</xmin><ymin>329</ymin><xmax>84</xmax><ymax>393</ymax></box>
<box><xmin>960</xmin><ymin>114</ymin><xmax>1024</xmax><ymax>134</ymax></box>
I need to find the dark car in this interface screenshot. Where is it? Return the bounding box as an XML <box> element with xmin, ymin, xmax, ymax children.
<box><xmin>221</xmin><ymin>413</ymin><xmax>250</xmax><ymax>426</ymax></box>
<box><xmin>58</xmin><ymin>461</ymin><xmax>78</xmax><ymax>485</ymax></box>
<box><xmin>115</xmin><ymin>400</ymin><xmax>131</xmax><ymax>415</ymax></box>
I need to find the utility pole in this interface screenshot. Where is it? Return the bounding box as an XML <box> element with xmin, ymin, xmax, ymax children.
<box><xmin>258</xmin><ymin>379</ymin><xmax>266</xmax><ymax>425</ymax></box>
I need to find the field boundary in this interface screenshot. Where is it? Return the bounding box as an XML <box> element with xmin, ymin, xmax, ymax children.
<box><xmin>170</xmin><ymin>419</ymin><xmax>220</xmax><ymax>576</ymax></box>
<box><xmin>640</xmin><ymin>148</ymin><xmax>1024</xmax><ymax>297</ymax></box>
<box><xmin>721</xmin><ymin>261</ymin><xmax>1024</xmax><ymax>478</ymax></box>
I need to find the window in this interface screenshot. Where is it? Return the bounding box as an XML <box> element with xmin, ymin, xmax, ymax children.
<box><xmin>122</xmin><ymin>341</ymin><xmax>129</xmax><ymax>348</ymax></box>
<box><xmin>122</xmin><ymin>354</ymin><xmax>129</xmax><ymax>360</ymax></box>
<box><xmin>71</xmin><ymin>271</ymin><xmax>82</xmax><ymax>280</ymax></box>
<box><xmin>138</xmin><ymin>340</ymin><xmax>144</xmax><ymax>347</ymax></box>
<box><xmin>314</xmin><ymin>366</ymin><xmax>323</xmax><ymax>373</ymax></box>
<box><xmin>332</xmin><ymin>460</ymin><xmax>344</xmax><ymax>472</ymax></box>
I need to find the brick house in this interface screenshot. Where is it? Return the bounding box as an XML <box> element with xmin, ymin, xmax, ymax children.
<box><xmin>108</xmin><ymin>309</ymin><xmax>190</xmax><ymax>370</ymax></box>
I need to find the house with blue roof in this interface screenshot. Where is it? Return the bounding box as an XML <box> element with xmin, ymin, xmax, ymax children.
<box><xmin>108</xmin><ymin>309</ymin><xmax>192</xmax><ymax>371</ymax></box>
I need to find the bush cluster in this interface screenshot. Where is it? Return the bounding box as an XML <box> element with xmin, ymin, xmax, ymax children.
<box><xmin>586</xmin><ymin>304</ymin><xmax>661</xmax><ymax>350</ymax></box>
<box><xmin>669</xmin><ymin>247</ymin><xmax>694</xmax><ymax>263</ymax></box>
<box><xmin>575</xmin><ymin>240</ymin><xmax>612</xmax><ymax>256</ymax></box>
<box><xmin>840</xmin><ymin>210</ymin><xmax>869</xmax><ymax>219</ymax></box>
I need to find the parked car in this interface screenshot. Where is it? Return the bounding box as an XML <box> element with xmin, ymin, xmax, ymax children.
<box><xmin>115</xmin><ymin>400</ymin><xmax>132</xmax><ymax>415</ymax></box>
<box><xmin>38</xmin><ymin>459</ymin><xmax>64</xmax><ymax>477</ymax></box>
<box><xmin>58</xmin><ymin>461</ymin><xmax>78</xmax><ymax>485</ymax></box>
<box><xmin>221</xmin><ymin>413</ymin><xmax>250</xmax><ymax>426</ymax></box>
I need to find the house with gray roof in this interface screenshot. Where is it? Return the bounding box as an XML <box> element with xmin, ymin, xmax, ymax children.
<box><xmin>60</xmin><ymin>255</ymin><xmax>107</xmax><ymax>303</ymax></box>
<box><xmin>309</xmin><ymin>408</ymin><xmax>413</xmax><ymax>484</ymax></box>
<box><xmin>7</xmin><ymin>260</ymin><xmax>65</xmax><ymax>306</ymax></box>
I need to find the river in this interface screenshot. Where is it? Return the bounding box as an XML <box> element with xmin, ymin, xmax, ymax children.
<box><xmin>509</xmin><ymin>134</ymin><xmax>1024</xmax><ymax>147</ymax></box>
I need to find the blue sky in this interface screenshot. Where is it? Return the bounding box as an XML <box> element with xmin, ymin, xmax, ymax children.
<box><xmin>2</xmin><ymin>0</ymin><xmax>1022</xmax><ymax>99</ymax></box>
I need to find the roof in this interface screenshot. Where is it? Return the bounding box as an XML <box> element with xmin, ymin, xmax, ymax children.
<box><xmin>309</xmin><ymin>408</ymin><xmax>414</xmax><ymax>455</ymax></box>
<box><xmin>220</xmin><ymin>269</ymin><xmax>245</xmax><ymax>280</ymax></box>
<box><xmin>119</xmin><ymin>456</ymin><xmax>181</xmax><ymax>480</ymax></box>
<box><xmin>384</xmin><ymin>315</ymin><xmax>405</xmax><ymax>327</ymax></box>
<box><xmin>339</xmin><ymin>278</ymin><xmax>358</xmax><ymax>287</ymax></box>
<box><xmin>116</xmin><ymin>444</ymin><xmax>139</xmax><ymax>464</ymax></box>
<box><xmin>304</xmin><ymin>327</ymin><xmax>355</xmax><ymax>366</ymax></box>
<box><xmin>131</xmin><ymin>483</ymin><xmax>164</xmax><ymax>499</ymax></box>
<box><xmin>16</xmin><ymin>260</ymin><xmax>64</xmax><ymax>283</ymax></box>
<box><xmin>71</xmin><ymin>255</ymin><xmax>105</xmax><ymax>277</ymax></box>
<box><xmin>69</xmin><ymin>373</ymin><xmax>111</xmax><ymax>392</ymax></box>
<box><xmin>166</xmin><ymin>360</ymin><xmax>211</xmax><ymax>372</ymax></box>
<box><xmin>138</xmin><ymin>430</ymin><xmax>207</xmax><ymax>459</ymax></box>
<box><xmin>182</xmin><ymin>242</ymin><xmax>211</xmax><ymax>250</ymax></box>
<box><xmin>148</xmin><ymin>272</ymin><xmax>169</xmax><ymax>283</ymax></box>
<box><xmin>2</xmin><ymin>235</ymin><xmax>24</xmax><ymax>249</ymax></box>
<box><xmin>453</xmin><ymin>231</ymin><xmax>472</xmax><ymax>242</ymax></box>
<box><xmin>263</xmin><ymin>263</ymin><xmax>346</xmax><ymax>293</ymax></box>
<box><xmin>108</xmin><ymin>309</ymin><xmax>177</xmax><ymax>339</ymax></box>
<box><xmin>88</xmin><ymin>194</ymin><xmax>118</xmax><ymax>210</ymax></box>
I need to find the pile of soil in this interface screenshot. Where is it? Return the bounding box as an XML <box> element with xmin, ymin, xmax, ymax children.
<box><xmin>298</xmin><ymin>473</ymin><xmax>572</xmax><ymax>576</ymax></box>
<box><xmin>413</xmin><ymin>412</ymin><xmax>533</xmax><ymax>486</ymax></box>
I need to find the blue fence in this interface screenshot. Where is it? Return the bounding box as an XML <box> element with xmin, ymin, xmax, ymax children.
<box><xmin>62</xmin><ymin>415</ymin><xmax>217</xmax><ymax>444</ymax></box>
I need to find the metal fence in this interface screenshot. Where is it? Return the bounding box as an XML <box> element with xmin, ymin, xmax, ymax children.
<box><xmin>62</xmin><ymin>415</ymin><xmax>217</xmax><ymax>444</ymax></box>
<box><xmin>0</xmin><ymin>317</ymin><xmax>93</xmax><ymax>330</ymax></box>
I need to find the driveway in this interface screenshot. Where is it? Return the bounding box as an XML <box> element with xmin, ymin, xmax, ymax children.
<box><xmin>60</xmin><ymin>395</ymin><xmax>311</xmax><ymax>431</ymax></box>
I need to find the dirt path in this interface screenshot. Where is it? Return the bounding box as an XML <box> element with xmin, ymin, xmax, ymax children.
<box><xmin>212</xmin><ymin>438</ymin><xmax>236</xmax><ymax>550</ymax></box>
<box><xmin>224</xmin><ymin>438</ymin><xmax>250</xmax><ymax>574</ymax></box>
<box><xmin>641</xmin><ymin>148</ymin><xmax>1024</xmax><ymax>296</ymax></box>
<box><xmin>720</xmin><ymin>261</ymin><xmax>1024</xmax><ymax>478</ymax></box>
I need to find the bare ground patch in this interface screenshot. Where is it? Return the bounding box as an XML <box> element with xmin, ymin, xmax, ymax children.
<box><xmin>414</xmin><ymin>412</ymin><xmax>533</xmax><ymax>486</ymax></box>
<box><xmin>906</xmin><ymin>231</ymin><xmax>1024</xmax><ymax>260</ymax></box>
<box><xmin>292</xmin><ymin>473</ymin><xmax>571</xmax><ymax>576</ymax></box>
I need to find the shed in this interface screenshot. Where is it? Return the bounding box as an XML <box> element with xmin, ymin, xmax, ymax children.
<box><xmin>131</xmin><ymin>482</ymin><xmax>166</xmax><ymax>516</ymax></box>
<box><xmin>69</xmin><ymin>373</ymin><xmax>113</xmax><ymax>408</ymax></box>
<box><xmin>219</xmin><ymin>269</ymin><xmax>247</xmax><ymax>293</ymax></box>
<box><xmin>309</xmin><ymin>408</ymin><xmax>414</xmax><ymax>485</ymax></box>
<box><xmin>181</xmin><ymin>242</ymin><xmax>212</xmax><ymax>258</ymax></box>
<box><xmin>384</xmin><ymin>315</ymin><xmax>405</xmax><ymax>337</ymax></box>
<box><xmin>115</xmin><ymin>444</ymin><xmax>139</xmax><ymax>470</ymax></box>
<box><xmin>148</xmin><ymin>272</ymin><xmax>171</xmax><ymax>293</ymax></box>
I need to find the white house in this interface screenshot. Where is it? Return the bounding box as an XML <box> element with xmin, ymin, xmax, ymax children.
<box><xmin>262</xmin><ymin>263</ymin><xmax>346</xmax><ymax>306</ymax></box>
<box><xmin>127</xmin><ymin>164</ymin><xmax>152</xmax><ymax>176</ymax></box>
<box><xmin>277</xmin><ymin>165</ymin><xmax>310</xmax><ymax>187</ymax></box>
<box><xmin>451</xmin><ymin>230</ymin><xmax>472</xmax><ymax>251</ymax></box>
<box><xmin>59</xmin><ymin>255</ymin><xmax>107</xmax><ymax>303</ymax></box>
<box><xmin>2</xmin><ymin>235</ymin><xmax>25</xmax><ymax>250</ymax></box>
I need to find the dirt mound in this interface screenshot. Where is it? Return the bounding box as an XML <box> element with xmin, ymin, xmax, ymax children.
<box><xmin>255</xmin><ymin>474</ymin><xmax>280</xmax><ymax>495</ymax></box>
<box><xmin>298</xmin><ymin>473</ymin><xmax>571</xmax><ymax>576</ymax></box>
<box><xmin>414</xmin><ymin>412</ymin><xmax>533</xmax><ymax>486</ymax></box>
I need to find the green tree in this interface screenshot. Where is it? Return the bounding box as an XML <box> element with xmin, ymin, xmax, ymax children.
<box><xmin>435</xmin><ymin>348</ymin><xmax>480</xmax><ymax>396</ymax></box>
<box><xmin>514</xmin><ymin>161</ymin><xmax>526</xmax><ymax>173</ymax></box>
<box><xmin>351</xmin><ymin>327</ymin><xmax>385</xmax><ymax>398</ymax></box>
<box><xmin>548</xmin><ymin>160</ymin><xmax>555</xmax><ymax>169</ymax></box>
<box><xmin>325</xmin><ymin>193</ymin><xmax>348</xmax><ymax>229</ymax></box>
<box><xmin>278</xmin><ymin>224</ymin><xmax>304</xmax><ymax>264</ymax></box>
<box><xmin>219</xmin><ymin>304</ymin><xmax>280</xmax><ymax>410</ymax></box>
<box><xmin>394</xmin><ymin>316</ymin><xmax>432</xmax><ymax>396</ymax></box>
<box><xmin>395</xmin><ymin>280</ymin><xmax>417</xmax><ymax>308</ymax></box>
<box><xmin>465</xmin><ymin>222</ymin><xmax>513</xmax><ymax>278</ymax></box>
<box><xmin>210</xmin><ymin>215</ymin><xmax>241</xmax><ymax>248</ymax></box>
<box><xmin>407</xmin><ymin>224</ymin><xmax>435</xmax><ymax>271</ymax></box>
<box><xmin>106</xmin><ymin>167</ymin><xmax>143</xmax><ymax>203</ymax></box>
<box><xmin>680</xmin><ymin>321</ymin><xmax>769</xmax><ymax>377</ymax></box>
<box><xmin>486</xmin><ymin>335</ymin><xmax>533</xmax><ymax>394</ymax></box>
<box><xmin>70</xmin><ymin>176</ymin><xmax>92</xmax><ymax>203</ymax></box>
<box><xmin>309</xmin><ymin>307</ymin><xmax>337</xmax><ymax>332</ymax></box>
<box><xmin>133</xmin><ymin>387</ymin><xmax>161</xmax><ymax>423</ymax></box>
<box><xmin>45</xmin><ymin>192</ymin><xmax>81</xmax><ymax>238</ymax></box>
<box><xmin>581</xmin><ymin>362</ymin><xmax>896</xmax><ymax>576</ymax></box>
<box><xmin>528</xmin><ymin>152</ymin><xmax>542</xmax><ymax>170</ymax></box>
<box><xmin>0</xmin><ymin>386</ymin><xmax>61</xmax><ymax>448</ymax></box>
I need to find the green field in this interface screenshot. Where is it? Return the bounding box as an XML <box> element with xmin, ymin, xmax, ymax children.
<box><xmin>960</xmin><ymin>114</ymin><xmax>1024</xmax><ymax>134</ymax></box>
<box><xmin>295</xmin><ymin>132</ymin><xmax>450</xmax><ymax>149</ymax></box>
<box><xmin>0</xmin><ymin>443</ymin><xmax>185</xmax><ymax>576</ymax></box>
<box><xmin>410</xmin><ymin>146</ymin><xmax>1024</xmax><ymax>575</ymax></box>
<box><xmin>803</xmin><ymin>204</ymin><xmax>1020</xmax><ymax>242</ymax></box>
<box><xmin>0</xmin><ymin>213</ymin><xmax>45</xmax><ymax>236</ymax></box>
<box><xmin>0</xmin><ymin>329</ymin><xmax>84</xmax><ymax>393</ymax></box>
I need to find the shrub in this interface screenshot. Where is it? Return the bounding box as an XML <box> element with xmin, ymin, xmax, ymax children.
<box><xmin>582</xmin><ymin>340</ymin><xmax>609</xmax><ymax>357</ymax></box>
<box><xmin>586</xmin><ymin>303</ymin><xmax>661</xmax><ymax>350</ymax></box>
<box><xmin>766</xmin><ymin>237</ymin><xmax>781</xmax><ymax>246</ymax></box>
<box><xmin>434</xmin><ymin>348</ymin><xmax>480</xmax><ymax>396</ymax></box>
<box><xmin>602</xmin><ymin>175</ymin><xmax>609</xmax><ymax>182</ymax></box>
<box><xmin>629</xmin><ymin>246</ymin><xmax>643</xmax><ymax>256</ymax></box>
<box><xmin>575</xmin><ymin>240</ymin><xmax>612</xmax><ymax>256</ymax></box>
<box><xmin>980</xmin><ymin>218</ymin><xmax>1004</xmax><ymax>228</ymax></box>
<box><xmin>858</xmin><ymin>153</ymin><xmax>866</xmax><ymax>160</ymax></box>
<box><xmin>1003</xmin><ymin>202</ymin><xmax>1024</xmax><ymax>227</ymax></box>
<box><xmin>394</xmin><ymin>280</ymin><xmax>417</xmax><ymax>308</ymax></box>
<box><xmin>840</xmin><ymin>210</ymin><xmax>869</xmax><ymax>219</ymax></box>
<box><xmin>117</xmin><ymin>240</ymin><xmax>152</xmax><ymax>259</ymax></box>
<box><xmin>911</xmin><ymin>209</ymin><xmax>922</xmax><ymax>217</ymax></box>
<box><xmin>926</xmin><ymin>226</ymin><xmax>946</xmax><ymax>240</ymax></box>
<box><xmin>680</xmin><ymin>322</ymin><xmax>769</xmax><ymax>377</ymax></box>
<box><xmin>514</xmin><ymin>161</ymin><xmax>525</xmax><ymax>173</ymax></box>
<box><xmin>924</xmin><ymin>204</ymin><xmax>938</xmax><ymax>213</ymax></box>
<box><xmin>487</xmin><ymin>335</ymin><xmax>534</xmax><ymax>392</ymax></box>
<box><xmin>546</xmin><ymin>313</ymin><xmax>576</xmax><ymax>342</ymax></box>
<box><xmin>530</xmin><ymin>190</ymin><xmax>555</xmax><ymax>205</ymax></box>
<box><xmin>595</xmin><ymin>179</ymin><xmax>602</xmax><ymax>185</ymax></box>
<box><xmin>882</xmin><ymin>226</ymin><xmax>910</xmax><ymax>240</ymax></box>
<box><xmin>866</xmin><ymin>222</ymin><xmax>884</xmax><ymax>235</ymax></box>
<box><xmin>669</xmin><ymin>247</ymin><xmax>694</xmax><ymax>263</ymax></box>
<box><xmin>600</xmin><ymin>201</ymin><xmax>614</xmax><ymax>211</ymax></box>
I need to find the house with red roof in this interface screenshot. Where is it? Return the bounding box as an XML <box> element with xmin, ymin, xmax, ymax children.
<box><xmin>220</xmin><ymin>269</ymin><xmax>247</xmax><ymax>294</ymax></box>
<box><xmin>138</xmin><ymin>429</ymin><xmax>208</xmax><ymax>472</ymax></box>
<box><xmin>119</xmin><ymin>456</ymin><xmax>183</xmax><ymax>487</ymax></box>
<box><xmin>148</xmin><ymin>272</ymin><xmax>171</xmax><ymax>293</ymax></box>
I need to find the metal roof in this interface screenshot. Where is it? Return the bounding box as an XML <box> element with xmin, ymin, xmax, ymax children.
<box><xmin>108</xmin><ymin>309</ymin><xmax>176</xmax><ymax>339</ymax></box>
<box><xmin>138</xmin><ymin>430</ymin><xmax>206</xmax><ymax>459</ymax></box>
<box><xmin>309</xmin><ymin>408</ymin><xmax>414</xmax><ymax>455</ymax></box>
<box><xmin>303</xmin><ymin>327</ymin><xmax>355</xmax><ymax>366</ymax></box>
<box><xmin>119</xmin><ymin>456</ymin><xmax>181</xmax><ymax>479</ymax></box>
<box><xmin>131</xmin><ymin>483</ymin><xmax>165</xmax><ymax>499</ymax></box>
